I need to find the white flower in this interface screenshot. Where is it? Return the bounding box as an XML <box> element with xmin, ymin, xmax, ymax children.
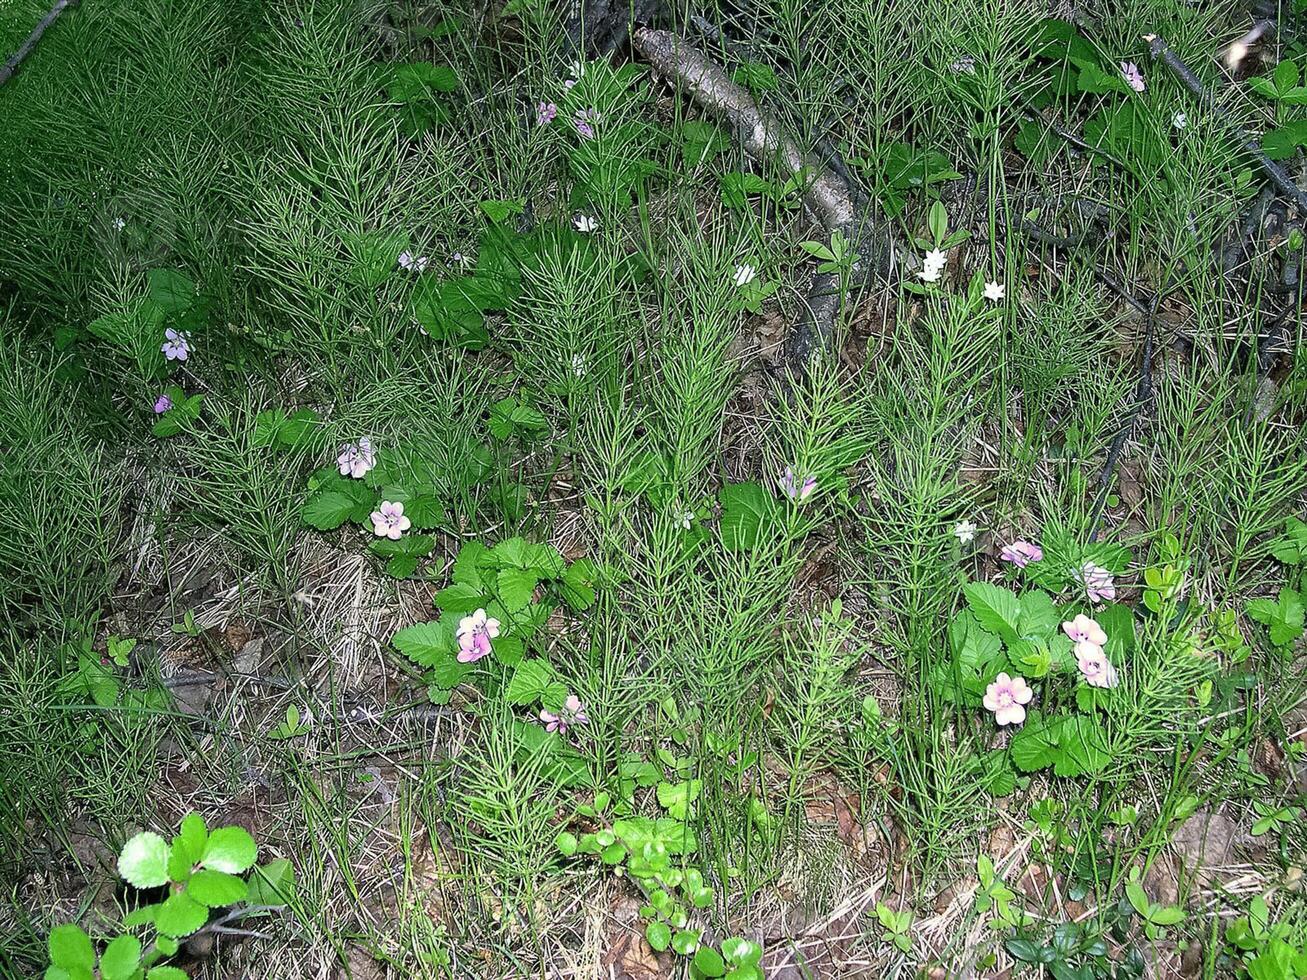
<box><xmin>733</xmin><ymin>263</ymin><xmax>757</xmax><ymax>287</ymax></box>
<box><xmin>112</xmin><ymin>217</ymin><xmax>126</xmax><ymax>231</ymax></box>
<box><xmin>983</xmin><ymin>281</ymin><xmax>1005</xmax><ymax>302</ymax></box>
<box><xmin>919</xmin><ymin>249</ymin><xmax>947</xmax><ymax>282</ymax></box>
<box><xmin>950</xmin><ymin>55</ymin><xmax>977</xmax><ymax>75</ymax></box>
<box><xmin>398</xmin><ymin>250</ymin><xmax>428</xmax><ymax>273</ymax></box>
<box><xmin>953</xmin><ymin>520</ymin><xmax>977</xmax><ymax>544</ymax></box>
<box><xmin>679</xmin><ymin>509</ymin><xmax>694</xmax><ymax>530</ymax></box>
<box><xmin>1172</xmin><ymin>111</ymin><xmax>1188</xmax><ymax>131</ymax></box>
<box><xmin>566</xmin><ymin>60</ymin><xmax>586</xmax><ymax>86</ymax></box>
<box><xmin>449</xmin><ymin>251</ymin><xmax>473</xmax><ymax>270</ymax></box>
<box><xmin>571</xmin><ymin>352</ymin><xmax>587</xmax><ymax>377</ymax></box>
<box><xmin>573</xmin><ymin>214</ymin><xmax>598</xmax><ymax>233</ymax></box>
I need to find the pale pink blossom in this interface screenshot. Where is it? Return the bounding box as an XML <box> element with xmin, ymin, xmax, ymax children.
<box><xmin>398</xmin><ymin>251</ymin><xmax>428</xmax><ymax>273</ymax></box>
<box><xmin>780</xmin><ymin>466</ymin><xmax>816</xmax><ymax>502</ymax></box>
<box><xmin>540</xmin><ymin>694</ymin><xmax>589</xmax><ymax>734</ymax></box>
<box><xmin>1077</xmin><ymin>562</ymin><xmax>1116</xmax><ymax>603</ymax></box>
<box><xmin>161</xmin><ymin>328</ymin><xmax>190</xmax><ymax>361</ymax></box>
<box><xmin>983</xmin><ymin>672</ymin><xmax>1033</xmax><ymax>726</ymax></box>
<box><xmin>574</xmin><ymin>107</ymin><xmax>599</xmax><ymax>139</ymax></box>
<box><xmin>1062</xmin><ymin>614</ymin><xmax>1108</xmax><ymax>646</ymax></box>
<box><xmin>536</xmin><ymin>101</ymin><xmax>558</xmax><ymax>125</ymax></box>
<box><xmin>1076</xmin><ymin>644</ymin><xmax>1120</xmax><ymax>689</ymax></box>
<box><xmin>456</xmin><ymin>607</ymin><xmax>501</xmax><ymax>663</ymax></box>
<box><xmin>337</xmin><ymin>437</ymin><xmax>376</xmax><ymax>479</ymax></box>
<box><xmin>369</xmin><ymin>501</ymin><xmax>410</xmax><ymax>540</ymax></box>
<box><xmin>1000</xmin><ymin>540</ymin><xmax>1043</xmax><ymax>567</ymax></box>
<box><xmin>1121</xmin><ymin>61</ymin><xmax>1146</xmax><ymax>93</ymax></box>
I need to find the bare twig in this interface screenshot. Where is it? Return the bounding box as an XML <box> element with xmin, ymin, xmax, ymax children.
<box><xmin>1146</xmin><ymin>35</ymin><xmax>1307</xmax><ymax>214</ymax></box>
<box><xmin>1088</xmin><ymin>282</ymin><xmax>1160</xmax><ymax>542</ymax></box>
<box><xmin>0</xmin><ymin>0</ymin><xmax>77</xmax><ymax>88</ymax></box>
<box><xmin>631</xmin><ymin>27</ymin><xmax>889</xmax><ymax>366</ymax></box>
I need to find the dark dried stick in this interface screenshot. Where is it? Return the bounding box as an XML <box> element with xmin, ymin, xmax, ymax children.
<box><xmin>631</xmin><ymin>27</ymin><xmax>887</xmax><ymax>367</ymax></box>
<box><xmin>0</xmin><ymin>0</ymin><xmax>77</xmax><ymax>88</ymax></box>
<box><xmin>1088</xmin><ymin>285</ymin><xmax>1159</xmax><ymax>542</ymax></box>
<box><xmin>1146</xmin><ymin>35</ymin><xmax>1307</xmax><ymax>215</ymax></box>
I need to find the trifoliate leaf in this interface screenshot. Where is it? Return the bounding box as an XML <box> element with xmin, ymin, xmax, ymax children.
<box><xmin>47</xmin><ymin>925</ymin><xmax>94</xmax><ymax>971</ymax></box>
<box><xmin>1010</xmin><ymin>713</ymin><xmax>1060</xmax><ymax>773</ymax></box>
<box><xmin>118</xmin><ymin>832</ymin><xmax>171</xmax><ymax>888</ymax></box>
<box><xmin>154</xmin><ymin>892</ymin><xmax>208</xmax><ymax>938</ymax></box>
<box><xmin>97</xmin><ymin>935</ymin><xmax>141</xmax><ymax>980</ymax></box>
<box><xmin>201</xmin><ymin>826</ymin><xmax>257</xmax><ymax>874</ymax></box>
<box><xmin>186</xmin><ymin>869</ymin><xmax>249</xmax><ymax>907</ymax></box>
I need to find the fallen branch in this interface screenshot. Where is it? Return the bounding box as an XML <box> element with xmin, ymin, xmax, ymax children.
<box><xmin>0</xmin><ymin>0</ymin><xmax>77</xmax><ymax>88</ymax></box>
<box><xmin>631</xmin><ymin>27</ymin><xmax>889</xmax><ymax>367</ymax></box>
<box><xmin>1088</xmin><ymin>278</ymin><xmax>1159</xmax><ymax>542</ymax></box>
<box><xmin>1146</xmin><ymin>34</ymin><xmax>1307</xmax><ymax>215</ymax></box>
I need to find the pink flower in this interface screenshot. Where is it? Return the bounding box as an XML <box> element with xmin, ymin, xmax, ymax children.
<box><xmin>983</xmin><ymin>672</ymin><xmax>1033</xmax><ymax>726</ymax></box>
<box><xmin>398</xmin><ymin>251</ymin><xmax>428</xmax><ymax>273</ymax></box>
<box><xmin>337</xmin><ymin>437</ymin><xmax>376</xmax><ymax>479</ymax></box>
<box><xmin>574</xmin><ymin>107</ymin><xmax>599</xmax><ymax>139</ymax></box>
<box><xmin>1076</xmin><ymin>644</ymin><xmax>1119</xmax><ymax>689</ymax></box>
<box><xmin>1062</xmin><ymin>614</ymin><xmax>1108</xmax><ymax>646</ymax></box>
<box><xmin>780</xmin><ymin>466</ymin><xmax>817</xmax><ymax>502</ymax></box>
<box><xmin>1077</xmin><ymin>562</ymin><xmax>1116</xmax><ymax>603</ymax></box>
<box><xmin>153</xmin><ymin>394</ymin><xmax>172</xmax><ymax>414</ymax></box>
<box><xmin>1000</xmin><ymin>540</ymin><xmax>1043</xmax><ymax>567</ymax></box>
<box><xmin>369</xmin><ymin>500</ymin><xmax>410</xmax><ymax>540</ymax></box>
<box><xmin>456</xmin><ymin>607</ymin><xmax>501</xmax><ymax>663</ymax></box>
<box><xmin>540</xmin><ymin>694</ymin><xmax>589</xmax><ymax>734</ymax></box>
<box><xmin>161</xmin><ymin>328</ymin><xmax>190</xmax><ymax>361</ymax></box>
<box><xmin>1121</xmin><ymin>61</ymin><xmax>1145</xmax><ymax>93</ymax></box>
<box><xmin>536</xmin><ymin>101</ymin><xmax>557</xmax><ymax>125</ymax></box>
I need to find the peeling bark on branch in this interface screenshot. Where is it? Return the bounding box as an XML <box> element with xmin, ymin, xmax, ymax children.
<box><xmin>632</xmin><ymin>27</ymin><xmax>889</xmax><ymax>367</ymax></box>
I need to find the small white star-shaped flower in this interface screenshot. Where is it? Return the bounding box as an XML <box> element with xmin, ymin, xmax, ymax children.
<box><xmin>953</xmin><ymin>520</ymin><xmax>977</xmax><ymax>544</ymax></box>
<box><xmin>733</xmin><ymin>263</ymin><xmax>757</xmax><ymax>287</ymax></box>
<box><xmin>1172</xmin><ymin>111</ymin><xmax>1188</xmax><ymax>131</ymax></box>
<box><xmin>573</xmin><ymin>214</ymin><xmax>598</xmax><ymax>233</ymax></box>
<box><xmin>983</xmin><ymin>281</ymin><xmax>1005</xmax><ymax>302</ymax></box>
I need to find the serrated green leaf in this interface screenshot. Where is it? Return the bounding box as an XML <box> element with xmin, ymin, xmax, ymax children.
<box><xmin>434</xmin><ymin>582</ymin><xmax>485</xmax><ymax>613</ymax></box>
<box><xmin>118</xmin><ymin>832</ymin><xmax>171</xmax><ymax>888</ymax></box>
<box><xmin>47</xmin><ymin>925</ymin><xmax>94</xmax><ymax>971</ymax></box>
<box><xmin>505</xmin><ymin>660</ymin><xmax>553</xmax><ymax>704</ymax></box>
<box><xmin>186</xmin><ymin>869</ymin><xmax>249</xmax><ymax>906</ymax></box>
<box><xmin>963</xmin><ymin>582</ymin><xmax>1022</xmax><ymax>640</ymax></box>
<box><xmin>155</xmin><ymin>891</ymin><xmax>208</xmax><ymax>937</ymax></box>
<box><xmin>560</xmin><ymin>558</ymin><xmax>597</xmax><ymax>610</ymax></box>
<box><xmin>147</xmin><ymin>966</ymin><xmax>191</xmax><ymax>980</ymax></box>
<box><xmin>391</xmin><ymin>621</ymin><xmax>454</xmax><ymax>667</ymax></box>
<box><xmin>301</xmin><ymin>491</ymin><xmax>358</xmax><ymax>530</ymax></box>
<box><xmin>201</xmin><ymin>826</ymin><xmax>256</xmax><ymax>874</ymax></box>
<box><xmin>498</xmin><ymin>567</ymin><xmax>538</xmax><ymax>611</ymax></box>
<box><xmin>98</xmin><ymin>935</ymin><xmax>141</xmax><ymax>980</ymax></box>
<box><xmin>646</xmin><ymin>920</ymin><xmax>672</xmax><ymax>952</ymax></box>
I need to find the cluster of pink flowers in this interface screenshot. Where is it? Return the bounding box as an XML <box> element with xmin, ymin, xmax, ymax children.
<box><xmin>1077</xmin><ymin>561</ymin><xmax>1116</xmax><ymax>603</ymax></box>
<box><xmin>1063</xmin><ymin>613</ymin><xmax>1120</xmax><ymax>689</ymax></box>
<box><xmin>456</xmin><ymin>608</ymin><xmax>500</xmax><ymax>663</ymax></box>
<box><xmin>540</xmin><ymin>694</ymin><xmax>588</xmax><ymax>734</ymax></box>
<box><xmin>574</xmin><ymin>107</ymin><xmax>599</xmax><ymax>139</ymax></box>
<box><xmin>536</xmin><ymin>101</ymin><xmax>558</xmax><ymax>126</ymax></box>
<box><xmin>780</xmin><ymin>466</ymin><xmax>816</xmax><ymax>502</ymax></box>
<box><xmin>337</xmin><ymin>437</ymin><xmax>375</xmax><ymax>479</ymax></box>
<box><xmin>1000</xmin><ymin>540</ymin><xmax>1042</xmax><ymax>567</ymax></box>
